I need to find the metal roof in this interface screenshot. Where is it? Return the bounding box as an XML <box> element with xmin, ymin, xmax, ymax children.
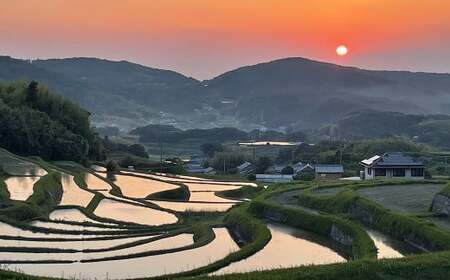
<box><xmin>314</xmin><ymin>164</ymin><xmax>344</xmax><ymax>173</ymax></box>
<box><xmin>361</xmin><ymin>152</ymin><xmax>423</xmax><ymax>167</ymax></box>
<box><xmin>360</xmin><ymin>155</ymin><xmax>381</xmax><ymax>166</ymax></box>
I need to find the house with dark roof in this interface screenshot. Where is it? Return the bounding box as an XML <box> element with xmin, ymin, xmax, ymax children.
<box><xmin>360</xmin><ymin>152</ymin><xmax>424</xmax><ymax>180</ymax></box>
<box><xmin>314</xmin><ymin>164</ymin><xmax>344</xmax><ymax>180</ymax></box>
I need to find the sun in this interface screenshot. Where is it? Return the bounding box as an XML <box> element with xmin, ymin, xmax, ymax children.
<box><xmin>336</xmin><ymin>45</ymin><xmax>348</xmax><ymax>56</ymax></box>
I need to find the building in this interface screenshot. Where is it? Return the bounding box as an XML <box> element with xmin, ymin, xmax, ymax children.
<box><xmin>236</xmin><ymin>161</ymin><xmax>256</xmax><ymax>175</ymax></box>
<box><xmin>256</xmin><ymin>174</ymin><xmax>293</xmax><ymax>183</ymax></box>
<box><xmin>293</xmin><ymin>162</ymin><xmax>315</xmax><ymax>174</ymax></box>
<box><xmin>314</xmin><ymin>164</ymin><xmax>344</xmax><ymax>180</ymax></box>
<box><xmin>360</xmin><ymin>152</ymin><xmax>424</xmax><ymax>180</ymax></box>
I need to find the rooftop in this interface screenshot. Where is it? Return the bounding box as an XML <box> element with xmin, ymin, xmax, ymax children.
<box><xmin>314</xmin><ymin>164</ymin><xmax>344</xmax><ymax>173</ymax></box>
<box><xmin>360</xmin><ymin>152</ymin><xmax>423</xmax><ymax>167</ymax></box>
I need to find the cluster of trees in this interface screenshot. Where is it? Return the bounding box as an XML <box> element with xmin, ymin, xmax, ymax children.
<box><xmin>103</xmin><ymin>136</ymin><xmax>149</xmax><ymax>158</ymax></box>
<box><xmin>321</xmin><ymin>110</ymin><xmax>450</xmax><ymax>149</ymax></box>
<box><xmin>0</xmin><ymin>81</ymin><xmax>106</xmax><ymax>163</ymax></box>
<box><xmin>130</xmin><ymin>124</ymin><xmax>306</xmax><ymax>144</ymax></box>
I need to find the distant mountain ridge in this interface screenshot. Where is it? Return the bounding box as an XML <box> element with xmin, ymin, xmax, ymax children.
<box><xmin>0</xmin><ymin>55</ymin><xmax>449</xmax><ymax>131</ymax></box>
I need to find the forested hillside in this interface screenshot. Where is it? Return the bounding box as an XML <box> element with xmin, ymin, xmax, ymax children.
<box><xmin>0</xmin><ymin>81</ymin><xmax>105</xmax><ymax>162</ymax></box>
<box><xmin>320</xmin><ymin>110</ymin><xmax>450</xmax><ymax>148</ymax></box>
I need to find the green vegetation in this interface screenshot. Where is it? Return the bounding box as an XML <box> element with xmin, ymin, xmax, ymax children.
<box><xmin>146</xmin><ymin>184</ymin><xmax>190</xmax><ymax>201</ymax></box>
<box><xmin>0</xmin><ymin>81</ymin><xmax>105</xmax><ymax>163</ymax></box>
<box><xmin>298</xmin><ymin>182</ymin><xmax>450</xmax><ymax>252</ymax></box>
<box><xmin>326</xmin><ymin>110</ymin><xmax>450</xmax><ymax>149</ymax></box>
<box><xmin>248</xmin><ymin>200</ymin><xmax>376</xmax><ymax>260</ymax></box>
<box><xmin>217</xmin><ymin>186</ymin><xmax>263</xmax><ymax>200</ymax></box>
<box><xmin>0</xmin><ymin>172</ymin><xmax>62</xmax><ymax>221</ymax></box>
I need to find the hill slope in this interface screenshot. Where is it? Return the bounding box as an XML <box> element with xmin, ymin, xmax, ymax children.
<box><xmin>204</xmin><ymin>57</ymin><xmax>450</xmax><ymax>129</ymax></box>
<box><xmin>1</xmin><ymin>56</ymin><xmax>450</xmax><ymax>131</ymax></box>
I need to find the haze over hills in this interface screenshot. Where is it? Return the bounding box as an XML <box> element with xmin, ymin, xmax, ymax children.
<box><xmin>1</xmin><ymin>55</ymin><xmax>450</xmax><ymax>132</ymax></box>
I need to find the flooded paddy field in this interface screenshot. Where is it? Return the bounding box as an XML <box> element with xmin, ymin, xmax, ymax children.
<box><xmin>364</xmin><ymin>227</ymin><xmax>419</xmax><ymax>258</ymax></box>
<box><xmin>357</xmin><ymin>184</ymin><xmax>444</xmax><ymax>213</ymax></box>
<box><xmin>49</xmin><ymin>209</ymin><xmax>113</xmax><ymax>225</ymax></box>
<box><xmin>0</xmin><ymin>235</ymin><xmax>154</xmax><ymax>250</ymax></box>
<box><xmin>0</xmin><ymin>149</ymin><xmax>47</xmax><ymax>176</ymax></box>
<box><xmin>59</xmin><ymin>174</ymin><xmax>94</xmax><ymax>207</ymax></box>
<box><xmin>30</xmin><ymin>221</ymin><xmax>125</xmax><ymax>232</ymax></box>
<box><xmin>83</xmin><ymin>173</ymin><xmax>112</xmax><ymax>191</ymax></box>
<box><xmin>0</xmin><ymin>233</ymin><xmax>194</xmax><ymax>262</ymax></box>
<box><xmin>215</xmin><ymin>223</ymin><xmax>346</xmax><ymax>274</ymax></box>
<box><xmin>4</xmin><ymin>176</ymin><xmax>40</xmax><ymax>201</ymax></box>
<box><xmin>2</xmin><ymin>152</ymin><xmax>436</xmax><ymax>280</ymax></box>
<box><xmin>93</xmin><ymin>198</ymin><xmax>178</xmax><ymax>226</ymax></box>
<box><xmin>4</xmin><ymin>228</ymin><xmax>238</xmax><ymax>279</ymax></box>
<box><xmin>111</xmin><ymin>174</ymin><xmax>179</xmax><ymax>198</ymax></box>
<box><xmin>149</xmin><ymin>200</ymin><xmax>235</xmax><ymax>212</ymax></box>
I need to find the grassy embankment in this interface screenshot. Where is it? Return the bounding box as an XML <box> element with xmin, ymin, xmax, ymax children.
<box><xmin>298</xmin><ymin>180</ymin><xmax>450</xmax><ymax>252</ymax></box>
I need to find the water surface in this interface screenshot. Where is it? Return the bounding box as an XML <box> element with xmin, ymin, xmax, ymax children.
<box><xmin>215</xmin><ymin>223</ymin><xmax>345</xmax><ymax>274</ymax></box>
<box><xmin>94</xmin><ymin>199</ymin><xmax>178</xmax><ymax>226</ymax></box>
<box><xmin>59</xmin><ymin>174</ymin><xmax>94</xmax><ymax>207</ymax></box>
<box><xmin>4</xmin><ymin>176</ymin><xmax>40</xmax><ymax>201</ymax></box>
<box><xmin>112</xmin><ymin>174</ymin><xmax>179</xmax><ymax>198</ymax></box>
<box><xmin>149</xmin><ymin>200</ymin><xmax>235</xmax><ymax>212</ymax></box>
<box><xmin>5</xmin><ymin>228</ymin><xmax>238</xmax><ymax>279</ymax></box>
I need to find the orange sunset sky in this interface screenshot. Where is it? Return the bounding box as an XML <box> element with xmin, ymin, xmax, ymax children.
<box><xmin>1</xmin><ymin>0</ymin><xmax>450</xmax><ymax>79</ymax></box>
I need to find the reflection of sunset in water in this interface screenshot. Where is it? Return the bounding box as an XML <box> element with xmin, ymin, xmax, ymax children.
<box><xmin>215</xmin><ymin>223</ymin><xmax>345</xmax><ymax>274</ymax></box>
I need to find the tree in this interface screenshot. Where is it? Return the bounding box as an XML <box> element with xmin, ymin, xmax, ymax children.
<box><xmin>128</xmin><ymin>144</ymin><xmax>149</xmax><ymax>158</ymax></box>
<box><xmin>201</xmin><ymin>143</ymin><xmax>224</xmax><ymax>158</ymax></box>
<box><xmin>281</xmin><ymin>166</ymin><xmax>294</xmax><ymax>175</ymax></box>
<box><xmin>256</xmin><ymin>156</ymin><xmax>273</xmax><ymax>173</ymax></box>
<box><xmin>106</xmin><ymin>160</ymin><xmax>119</xmax><ymax>172</ymax></box>
<box><xmin>25</xmin><ymin>81</ymin><xmax>38</xmax><ymax>107</ymax></box>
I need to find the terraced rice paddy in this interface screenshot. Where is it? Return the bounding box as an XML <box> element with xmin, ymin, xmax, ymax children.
<box><xmin>94</xmin><ymin>198</ymin><xmax>178</xmax><ymax>226</ymax></box>
<box><xmin>364</xmin><ymin>228</ymin><xmax>418</xmax><ymax>258</ymax></box>
<box><xmin>4</xmin><ymin>176</ymin><xmax>40</xmax><ymax>201</ymax></box>
<box><xmin>83</xmin><ymin>173</ymin><xmax>112</xmax><ymax>191</ymax></box>
<box><xmin>59</xmin><ymin>174</ymin><xmax>94</xmax><ymax>207</ymax></box>
<box><xmin>7</xmin><ymin>153</ymin><xmax>418</xmax><ymax>280</ymax></box>
<box><xmin>3</xmin><ymin>228</ymin><xmax>239</xmax><ymax>279</ymax></box>
<box><xmin>49</xmin><ymin>209</ymin><xmax>111</xmax><ymax>224</ymax></box>
<box><xmin>149</xmin><ymin>200</ymin><xmax>236</xmax><ymax>212</ymax></box>
<box><xmin>112</xmin><ymin>174</ymin><xmax>179</xmax><ymax>198</ymax></box>
<box><xmin>357</xmin><ymin>184</ymin><xmax>444</xmax><ymax>213</ymax></box>
<box><xmin>30</xmin><ymin>221</ymin><xmax>125</xmax><ymax>232</ymax></box>
<box><xmin>215</xmin><ymin>223</ymin><xmax>346</xmax><ymax>274</ymax></box>
<box><xmin>0</xmin><ymin>149</ymin><xmax>47</xmax><ymax>176</ymax></box>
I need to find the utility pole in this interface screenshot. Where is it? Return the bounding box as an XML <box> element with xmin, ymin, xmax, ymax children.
<box><xmin>160</xmin><ymin>141</ymin><xmax>163</xmax><ymax>172</ymax></box>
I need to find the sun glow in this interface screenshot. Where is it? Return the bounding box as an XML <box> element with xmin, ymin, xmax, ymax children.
<box><xmin>336</xmin><ymin>45</ymin><xmax>348</xmax><ymax>56</ymax></box>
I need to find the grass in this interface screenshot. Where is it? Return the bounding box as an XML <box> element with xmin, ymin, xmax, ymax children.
<box><xmin>217</xmin><ymin>186</ymin><xmax>263</xmax><ymax>200</ymax></box>
<box><xmin>357</xmin><ymin>183</ymin><xmax>444</xmax><ymax>214</ymax></box>
<box><xmin>146</xmin><ymin>184</ymin><xmax>190</xmax><ymax>201</ymax></box>
<box><xmin>248</xmin><ymin>199</ymin><xmax>376</xmax><ymax>260</ymax></box>
<box><xmin>298</xmin><ymin>182</ymin><xmax>450</xmax><ymax>252</ymax></box>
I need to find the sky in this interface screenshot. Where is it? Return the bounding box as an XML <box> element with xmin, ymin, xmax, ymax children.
<box><xmin>1</xmin><ymin>0</ymin><xmax>450</xmax><ymax>79</ymax></box>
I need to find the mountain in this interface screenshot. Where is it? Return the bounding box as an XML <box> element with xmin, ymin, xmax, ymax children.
<box><xmin>0</xmin><ymin>56</ymin><xmax>205</xmax><ymax>130</ymax></box>
<box><xmin>1</xmin><ymin>56</ymin><xmax>450</xmax><ymax>132</ymax></box>
<box><xmin>203</xmin><ymin>57</ymin><xmax>450</xmax><ymax>129</ymax></box>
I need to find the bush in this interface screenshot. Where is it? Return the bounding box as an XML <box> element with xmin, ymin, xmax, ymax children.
<box><xmin>281</xmin><ymin>166</ymin><xmax>294</xmax><ymax>175</ymax></box>
<box><xmin>295</xmin><ymin>170</ymin><xmax>315</xmax><ymax>181</ymax></box>
<box><xmin>106</xmin><ymin>159</ymin><xmax>119</xmax><ymax>172</ymax></box>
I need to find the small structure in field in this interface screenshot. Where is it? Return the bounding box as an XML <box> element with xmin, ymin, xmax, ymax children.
<box><xmin>360</xmin><ymin>152</ymin><xmax>424</xmax><ymax>180</ymax></box>
<box><xmin>256</xmin><ymin>174</ymin><xmax>293</xmax><ymax>183</ymax></box>
<box><xmin>237</xmin><ymin>161</ymin><xmax>256</xmax><ymax>175</ymax></box>
<box><xmin>314</xmin><ymin>164</ymin><xmax>344</xmax><ymax>180</ymax></box>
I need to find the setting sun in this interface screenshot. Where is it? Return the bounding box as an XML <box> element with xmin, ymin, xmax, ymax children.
<box><xmin>336</xmin><ymin>45</ymin><xmax>348</xmax><ymax>56</ymax></box>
